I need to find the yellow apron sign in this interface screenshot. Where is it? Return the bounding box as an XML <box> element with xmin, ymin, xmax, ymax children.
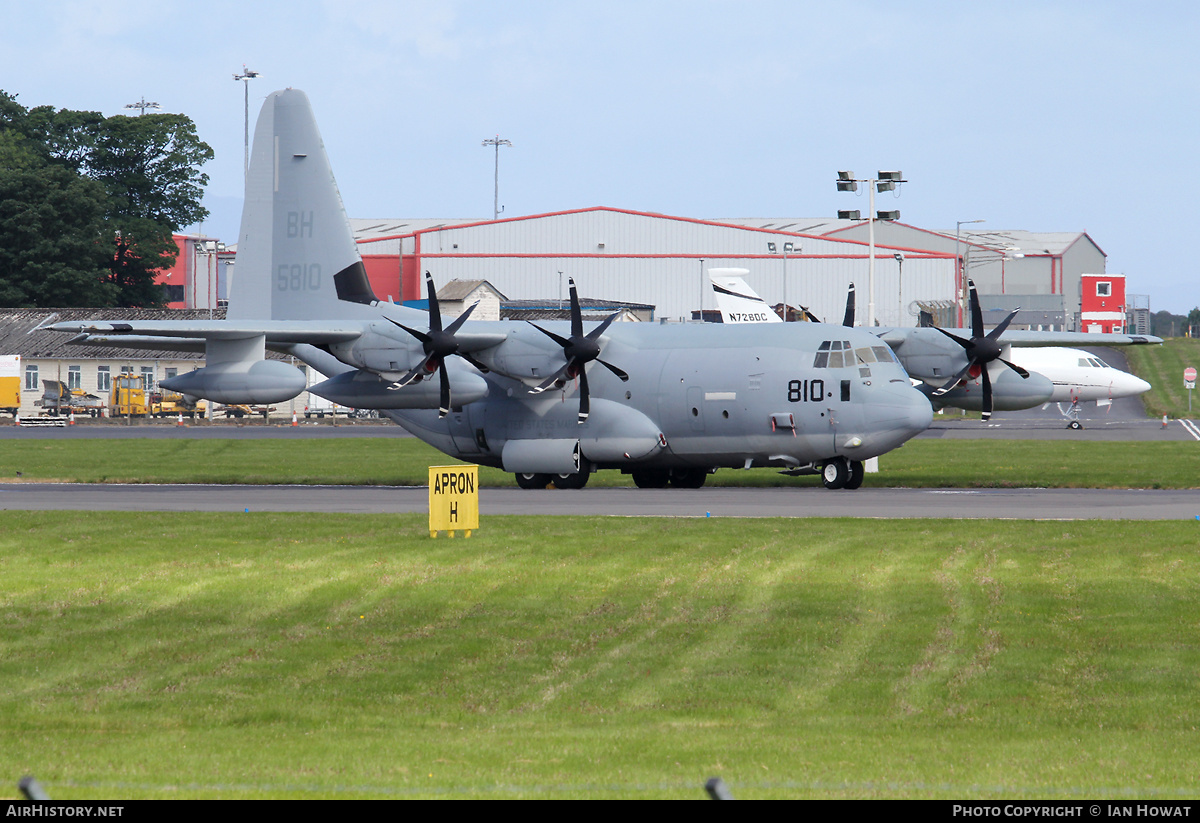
<box><xmin>428</xmin><ymin>465</ymin><xmax>479</xmax><ymax>538</ymax></box>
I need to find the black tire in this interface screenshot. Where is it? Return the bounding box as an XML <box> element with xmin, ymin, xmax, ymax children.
<box><xmin>631</xmin><ymin>469</ymin><xmax>670</xmax><ymax>488</ymax></box>
<box><xmin>1068</xmin><ymin>420</ymin><xmax>1083</xmax><ymax>430</ymax></box>
<box><xmin>515</xmin><ymin>472</ymin><xmax>551</xmax><ymax>490</ymax></box>
<box><xmin>552</xmin><ymin>471</ymin><xmax>590</xmax><ymax>490</ymax></box>
<box><xmin>669</xmin><ymin>468</ymin><xmax>708</xmax><ymax>489</ymax></box>
<box><xmin>822</xmin><ymin>458</ymin><xmax>849</xmax><ymax>490</ymax></box>
<box><xmin>845</xmin><ymin>460</ymin><xmax>865</xmax><ymax>490</ymax></box>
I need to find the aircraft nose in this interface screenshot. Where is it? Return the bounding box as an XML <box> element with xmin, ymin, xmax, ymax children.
<box><xmin>860</xmin><ymin>381</ymin><xmax>933</xmax><ymax>452</ymax></box>
<box><xmin>897</xmin><ymin>384</ymin><xmax>934</xmax><ymax>435</ymax></box>
<box><xmin>1125</xmin><ymin>374</ymin><xmax>1152</xmax><ymax>396</ymax></box>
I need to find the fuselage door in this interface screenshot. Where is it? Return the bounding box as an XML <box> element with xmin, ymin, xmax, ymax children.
<box><xmin>447</xmin><ymin>404</ymin><xmax>482</xmax><ymax>456</ymax></box>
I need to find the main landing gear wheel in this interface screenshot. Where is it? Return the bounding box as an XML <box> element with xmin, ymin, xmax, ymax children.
<box><xmin>552</xmin><ymin>471</ymin><xmax>590</xmax><ymax>490</ymax></box>
<box><xmin>631</xmin><ymin>469</ymin><xmax>670</xmax><ymax>488</ymax></box>
<box><xmin>515</xmin><ymin>472</ymin><xmax>551</xmax><ymax>490</ymax></box>
<box><xmin>822</xmin><ymin>458</ymin><xmax>850</xmax><ymax>490</ymax></box>
<box><xmin>551</xmin><ymin>457</ymin><xmax>593</xmax><ymax>490</ymax></box>
<box><xmin>669</xmin><ymin>468</ymin><xmax>708</xmax><ymax>489</ymax></box>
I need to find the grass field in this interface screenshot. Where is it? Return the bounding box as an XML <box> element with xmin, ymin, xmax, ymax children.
<box><xmin>3</xmin><ymin>512</ymin><xmax>1199</xmax><ymax>799</ymax></box>
<box><xmin>1</xmin><ymin>436</ymin><xmax>1197</xmax><ymax>488</ymax></box>
<box><xmin>1123</xmin><ymin>337</ymin><xmax>1200</xmax><ymax>419</ymax></box>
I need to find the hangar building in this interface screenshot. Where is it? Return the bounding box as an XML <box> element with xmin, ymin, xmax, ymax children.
<box><xmin>338</xmin><ymin>210</ymin><xmax>1104</xmax><ymax>330</ymax></box>
<box><xmin>344</xmin><ymin>208</ymin><xmax>959</xmax><ymax>329</ymax></box>
<box><xmin>167</xmin><ymin>209</ymin><xmax>1111</xmax><ymax>332</ymax></box>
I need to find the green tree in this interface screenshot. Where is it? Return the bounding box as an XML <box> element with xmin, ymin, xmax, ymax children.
<box><xmin>0</xmin><ymin>130</ymin><xmax>116</xmax><ymax>306</ymax></box>
<box><xmin>0</xmin><ymin>91</ymin><xmax>213</xmax><ymax>307</ymax></box>
<box><xmin>87</xmin><ymin>113</ymin><xmax>213</xmax><ymax>306</ymax></box>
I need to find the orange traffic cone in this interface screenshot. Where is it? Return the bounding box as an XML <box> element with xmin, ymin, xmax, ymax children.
<box><xmin>291</xmin><ymin>411</ymin><xmax>299</xmax><ymax>426</ymax></box>
<box><xmin>177</xmin><ymin>413</ymin><xmax>184</xmax><ymax>426</ymax></box>
<box><xmin>68</xmin><ymin>411</ymin><xmax>75</xmax><ymax>426</ymax></box>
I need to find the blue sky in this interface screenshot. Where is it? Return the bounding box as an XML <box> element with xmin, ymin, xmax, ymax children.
<box><xmin>4</xmin><ymin>0</ymin><xmax>1198</xmax><ymax>313</ymax></box>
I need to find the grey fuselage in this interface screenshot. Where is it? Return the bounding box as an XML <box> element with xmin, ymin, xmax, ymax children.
<box><xmin>379</xmin><ymin>317</ymin><xmax>933</xmax><ymax>474</ymax></box>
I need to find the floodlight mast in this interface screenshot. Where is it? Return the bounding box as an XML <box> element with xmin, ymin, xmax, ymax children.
<box><xmin>482</xmin><ymin>136</ymin><xmax>512</xmax><ymax>220</ymax></box>
<box><xmin>767</xmin><ymin>240</ymin><xmax>801</xmax><ymax>320</ymax></box>
<box><xmin>955</xmin><ymin>219</ymin><xmax>985</xmax><ymax>326</ymax></box>
<box><xmin>233</xmin><ymin>66</ymin><xmax>260</xmax><ymax>178</ymax></box>
<box><xmin>124</xmin><ymin>97</ymin><xmax>160</xmax><ymax>116</ymax></box>
<box><xmin>835</xmin><ymin>171</ymin><xmax>906</xmax><ymax>326</ymax></box>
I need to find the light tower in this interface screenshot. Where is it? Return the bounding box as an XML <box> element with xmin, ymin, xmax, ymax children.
<box><xmin>835</xmin><ymin>170</ymin><xmax>906</xmax><ymax>326</ymax></box>
<box><xmin>482</xmin><ymin>135</ymin><xmax>512</xmax><ymax>220</ymax></box>
<box><xmin>233</xmin><ymin>66</ymin><xmax>260</xmax><ymax>178</ymax></box>
<box><xmin>124</xmin><ymin>97</ymin><xmax>160</xmax><ymax>116</ymax></box>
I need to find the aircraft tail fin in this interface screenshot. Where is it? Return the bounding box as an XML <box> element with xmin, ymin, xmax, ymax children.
<box><xmin>228</xmin><ymin>88</ymin><xmax>377</xmax><ymax>322</ymax></box>
<box><xmin>709</xmin><ymin>268</ymin><xmax>782</xmax><ymax>324</ymax></box>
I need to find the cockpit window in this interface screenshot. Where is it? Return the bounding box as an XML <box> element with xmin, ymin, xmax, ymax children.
<box><xmin>816</xmin><ymin>340</ymin><xmax>902</xmax><ymax>369</ymax></box>
<box><xmin>815</xmin><ymin>341</ymin><xmax>901</xmax><ymax>370</ymax></box>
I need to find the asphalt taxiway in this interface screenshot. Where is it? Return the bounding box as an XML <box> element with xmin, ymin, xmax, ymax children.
<box><xmin>2</xmin><ymin>484</ymin><xmax>1197</xmax><ymax>521</ymax></box>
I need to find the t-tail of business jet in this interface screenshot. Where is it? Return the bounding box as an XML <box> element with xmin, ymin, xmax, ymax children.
<box><xmin>709</xmin><ymin>269</ymin><xmax>782</xmax><ymax>324</ymax></box>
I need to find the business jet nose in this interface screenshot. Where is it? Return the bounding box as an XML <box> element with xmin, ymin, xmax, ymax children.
<box><xmin>1119</xmin><ymin>373</ymin><xmax>1152</xmax><ymax>397</ymax></box>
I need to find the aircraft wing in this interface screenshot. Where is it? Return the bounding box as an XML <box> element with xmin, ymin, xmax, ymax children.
<box><xmin>875</xmin><ymin>327</ymin><xmax>1162</xmax><ymax>349</ymax></box>
<box><xmin>48</xmin><ymin>319</ymin><xmax>365</xmax><ymax>346</ymax></box>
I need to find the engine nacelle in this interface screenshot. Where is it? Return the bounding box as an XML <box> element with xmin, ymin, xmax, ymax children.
<box><xmin>160</xmin><ymin>360</ymin><xmax>306</xmax><ymax>404</ymax></box>
<box><xmin>918</xmin><ymin>368</ymin><xmax>1054</xmax><ymax>411</ymax></box>
<box><xmin>309</xmin><ymin>368</ymin><xmax>488</xmax><ymax>409</ymax></box>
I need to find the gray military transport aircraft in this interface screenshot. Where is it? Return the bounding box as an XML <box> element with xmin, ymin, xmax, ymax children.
<box><xmin>50</xmin><ymin>88</ymin><xmax>934</xmax><ymax>490</ymax></box>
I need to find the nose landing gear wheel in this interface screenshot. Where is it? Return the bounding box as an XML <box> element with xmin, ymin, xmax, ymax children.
<box><xmin>822</xmin><ymin>458</ymin><xmax>850</xmax><ymax>490</ymax></box>
<box><xmin>845</xmin><ymin>459</ymin><xmax>865</xmax><ymax>490</ymax></box>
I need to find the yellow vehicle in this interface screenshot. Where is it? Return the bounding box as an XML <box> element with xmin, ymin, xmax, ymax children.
<box><xmin>110</xmin><ymin>375</ymin><xmax>206</xmax><ymax>418</ymax></box>
<box><xmin>0</xmin><ymin>355</ymin><xmax>19</xmax><ymax>417</ymax></box>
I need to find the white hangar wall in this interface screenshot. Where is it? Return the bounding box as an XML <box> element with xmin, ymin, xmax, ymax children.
<box><xmin>352</xmin><ymin>209</ymin><xmax>958</xmax><ymax>326</ymax></box>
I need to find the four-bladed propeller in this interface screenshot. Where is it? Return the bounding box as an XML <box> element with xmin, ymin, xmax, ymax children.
<box><xmin>527</xmin><ymin>277</ymin><xmax>629</xmax><ymax>423</ymax></box>
<box><xmin>388</xmin><ymin>271</ymin><xmax>489</xmax><ymax>417</ymax></box>
<box><xmin>931</xmin><ymin>279</ymin><xmax>1029</xmax><ymax>420</ymax></box>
